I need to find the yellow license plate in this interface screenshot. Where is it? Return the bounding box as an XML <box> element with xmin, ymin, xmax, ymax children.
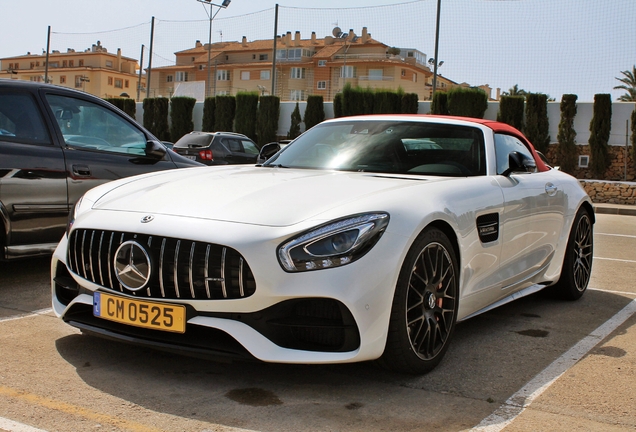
<box><xmin>93</xmin><ymin>292</ymin><xmax>186</xmax><ymax>333</ymax></box>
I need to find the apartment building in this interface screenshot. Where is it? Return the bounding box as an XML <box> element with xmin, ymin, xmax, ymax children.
<box><xmin>149</xmin><ymin>27</ymin><xmax>459</xmax><ymax>101</ymax></box>
<box><xmin>0</xmin><ymin>41</ymin><xmax>144</xmax><ymax>100</ymax></box>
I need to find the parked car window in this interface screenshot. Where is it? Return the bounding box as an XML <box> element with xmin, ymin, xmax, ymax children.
<box><xmin>0</xmin><ymin>93</ymin><xmax>51</xmax><ymax>145</ymax></box>
<box><xmin>226</xmin><ymin>138</ymin><xmax>242</xmax><ymax>152</ymax></box>
<box><xmin>241</xmin><ymin>139</ymin><xmax>259</xmax><ymax>155</ymax></box>
<box><xmin>494</xmin><ymin>133</ymin><xmax>534</xmax><ymax>175</ymax></box>
<box><xmin>45</xmin><ymin>94</ymin><xmax>147</xmax><ymax>156</ymax></box>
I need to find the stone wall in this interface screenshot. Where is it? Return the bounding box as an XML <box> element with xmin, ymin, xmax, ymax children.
<box><xmin>545</xmin><ymin>144</ymin><xmax>635</xmax><ymax>181</ymax></box>
<box><xmin>580</xmin><ymin>180</ymin><xmax>636</xmax><ymax>205</ymax></box>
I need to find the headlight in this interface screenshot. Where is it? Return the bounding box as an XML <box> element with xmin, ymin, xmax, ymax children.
<box><xmin>278</xmin><ymin>213</ymin><xmax>389</xmax><ymax>272</ymax></box>
<box><xmin>67</xmin><ymin>196</ymin><xmax>84</xmax><ymax>235</ymax></box>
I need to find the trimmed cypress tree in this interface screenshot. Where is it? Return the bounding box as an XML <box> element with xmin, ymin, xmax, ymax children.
<box><xmin>234</xmin><ymin>92</ymin><xmax>259</xmax><ymax>140</ymax></box>
<box><xmin>342</xmin><ymin>84</ymin><xmax>374</xmax><ymax>116</ymax></box>
<box><xmin>430</xmin><ymin>92</ymin><xmax>448</xmax><ymax>115</ymax></box>
<box><xmin>588</xmin><ymin>93</ymin><xmax>612</xmax><ymax>177</ymax></box>
<box><xmin>401</xmin><ymin>93</ymin><xmax>419</xmax><ymax>114</ymax></box>
<box><xmin>105</xmin><ymin>98</ymin><xmax>136</xmax><ymax>119</ymax></box>
<box><xmin>202</xmin><ymin>97</ymin><xmax>216</xmax><ymax>132</ymax></box>
<box><xmin>556</xmin><ymin>94</ymin><xmax>578</xmax><ymax>174</ymax></box>
<box><xmin>170</xmin><ymin>96</ymin><xmax>196</xmax><ymax>142</ymax></box>
<box><xmin>142</xmin><ymin>97</ymin><xmax>170</xmax><ymax>141</ymax></box>
<box><xmin>374</xmin><ymin>91</ymin><xmax>401</xmax><ymax>114</ymax></box>
<box><xmin>525</xmin><ymin>93</ymin><xmax>550</xmax><ymax>153</ymax></box>
<box><xmin>333</xmin><ymin>93</ymin><xmax>343</xmax><ymax>118</ymax></box>
<box><xmin>287</xmin><ymin>102</ymin><xmax>301</xmax><ymax>140</ymax></box>
<box><xmin>214</xmin><ymin>95</ymin><xmax>236</xmax><ymax>132</ymax></box>
<box><xmin>447</xmin><ymin>87</ymin><xmax>488</xmax><ymax>118</ymax></box>
<box><xmin>304</xmin><ymin>95</ymin><xmax>325</xmax><ymax>130</ymax></box>
<box><xmin>256</xmin><ymin>95</ymin><xmax>280</xmax><ymax>145</ymax></box>
<box><xmin>497</xmin><ymin>95</ymin><xmax>525</xmax><ymax>130</ymax></box>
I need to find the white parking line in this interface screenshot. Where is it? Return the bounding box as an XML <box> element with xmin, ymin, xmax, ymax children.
<box><xmin>596</xmin><ymin>233</ymin><xmax>636</xmax><ymax>239</ymax></box>
<box><xmin>0</xmin><ymin>417</ymin><xmax>48</xmax><ymax>432</ymax></box>
<box><xmin>594</xmin><ymin>257</ymin><xmax>636</xmax><ymax>264</ymax></box>
<box><xmin>471</xmin><ymin>297</ymin><xmax>636</xmax><ymax>431</ymax></box>
<box><xmin>0</xmin><ymin>308</ymin><xmax>52</xmax><ymax>323</ymax></box>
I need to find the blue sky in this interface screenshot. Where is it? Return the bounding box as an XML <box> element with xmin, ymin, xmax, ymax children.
<box><xmin>2</xmin><ymin>0</ymin><xmax>635</xmax><ymax>102</ymax></box>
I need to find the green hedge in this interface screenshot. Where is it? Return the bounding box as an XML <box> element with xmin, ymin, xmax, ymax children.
<box><xmin>142</xmin><ymin>97</ymin><xmax>170</xmax><ymax>141</ymax></box>
<box><xmin>430</xmin><ymin>92</ymin><xmax>448</xmax><ymax>115</ymax></box>
<box><xmin>497</xmin><ymin>96</ymin><xmax>525</xmax><ymax>130</ymax></box>
<box><xmin>235</xmin><ymin>92</ymin><xmax>259</xmax><ymax>140</ymax></box>
<box><xmin>105</xmin><ymin>98</ymin><xmax>136</xmax><ymax>119</ymax></box>
<box><xmin>447</xmin><ymin>87</ymin><xmax>488</xmax><ymax>118</ymax></box>
<box><xmin>304</xmin><ymin>95</ymin><xmax>325</xmax><ymax>130</ymax></box>
<box><xmin>333</xmin><ymin>93</ymin><xmax>343</xmax><ymax>118</ymax></box>
<box><xmin>401</xmin><ymin>93</ymin><xmax>419</xmax><ymax>114</ymax></box>
<box><xmin>524</xmin><ymin>93</ymin><xmax>550</xmax><ymax>153</ymax></box>
<box><xmin>556</xmin><ymin>94</ymin><xmax>578</xmax><ymax>174</ymax></box>
<box><xmin>170</xmin><ymin>96</ymin><xmax>196</xmax><ymax>142</ymax></box>
<box><xmin>588</xmin><ymin>93</ymin><xmax>612</xmax><ymax>177</ymax></box>
<box><xmin>256</xmin><ymin>95</ymin><xmax>280</xmax><ymax>145</ymax></box>
<box><xmin>214</xmin><ymin>95</ymin><xmax>236</xmax><ymax>132</ymax></box>
<box><xmin>202</xmin><ymin>97</ymin><xmax>216</xmax><ymax>132</ymax></box>
<box><xmin>373</xmin><ymin>91</ymin><xmax>401</xmax><ymax>114</ymax></box>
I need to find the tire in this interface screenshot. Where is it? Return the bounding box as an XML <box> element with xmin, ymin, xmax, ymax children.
<box><xmin>550</xmin><ymin>208</ymin><xmax>594</xmax><ymax>300</ymax></box>
<box><xmin>378</xmin><ymin>227</ymin><xmax>459</xmax><ymax>374</ymax></box>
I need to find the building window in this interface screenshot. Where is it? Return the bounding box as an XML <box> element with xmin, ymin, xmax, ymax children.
<box><xmin>579</xmin><ymin>155</ymin><xmax>589</xmax><ymax>168</ymax></box>
<box><xmin>217</xmin><ymin>70</ymin><xmax>230</xmax><ymax>81</ymax></box>
<box><xmin>60</xmin><ymin>76</ymin><xmax>66</xmax><ymax>84</ymax></box>
<box><xmin>62</xmin><ymin>60</ymin><xmax>68</xmax><ymax>67</ymax></box>
<box><xmin>318</xmin><ymin>60</ymin><xmax>327</xmax><ymax>67</ymax></box>
<box><xmin>115</xmin><ymin>79</ymin><xmax>123</xmax><ymax>89</ymax></box>
<box><xmin>241</xmin><ymin>71</ymin><xmax>250</xmax><ymax>80</ymax></box>
<box><xmin>69</xmin><ymin>60</ymin><xmax>74</xmax><ymax>67</ymax></box>
<box><xmin>276</xmin><ymin>50</ymin><xmax>287</xmax><ymax>60</ymax></box>
<box><xmin>260</xmin><ymin>70</ymin><xmax>270</xmax><ymax>80</ymax></box>
<box><xmin>75</xmin><ymin>76</ymin><xmax>83</xmax><ymax>88</ymax></box>
<box><xmin>199</xmin><ymin>65</ymin><xmax>204</xmax><ymax>70</ymax></box>
<box><xmin>125</xmin><ymin>80</ymin><xmax>129</xmax><ymax>88</ymax></box>
<box><xmin>79</xmin><ymin>60</ymin><xmax>84</xmax><ymax>67</ymax></box>
<box><xmin>401</xmin><ymin>69</ymin><xmax>406</xmax><ymax>77</ymax></box>
<box><xmin>259</xmin><ymin>54</ymin><xmax>268</xmax><ymax>61</ymax></box>
<box><xmin>175</xmin><ymin>71</ymin><xmax>188</xmax><ymax>82</ymax></box>
<box><xmin>216</xmin><ymin>90</ymin><xmax>230</xmax><ymax>96</ymax></box>
<box><xmin>413</xmin><ymin>73</ymin><xmax>417</xmax><ymax>82</ymax></box>
<box><xmin>108</xmin><ymin>76</ymin><xmax>113</xmax><ymax>85</ymax></box>
<box><xmin>290</xmin><ymin>89</ymin><xmax>305</xmax><ymax>101</ymax></box>
<box><xmin>30</xmin><ymin>62</ymin><xmax>35</xmax><ymax>69</ymax></box>
<box><xmin>290</xmin><ymin>67</ymin><xmax>305</xmax><ymax>79</ymax></box>
<box><xmin>340</xmin><ymin>66</ymin><xmax>356</xmax><ymax>78</ymax></box>
<box><xmin>317</xmin><ymin>81</ymin><xmax>327</xmax><ymax>90</ymax></box>
<box><xmin>368</xmin><ymin>69</ymin><xmax>383</xmax><ymax>80</ymax></box>
<box><xmin>106</xmin><ymin>60</ymin><xmax>113</xmax><ymax>68</ymax></box>
<box><xmin>49</xmin><ymin>62</ymin><xmax>58</xmax><ymax>68</ymax></box>
<box><xmin>167</xmin><ymin>75</ymin><xmax>173</xmax><ymax>83</ymax></box>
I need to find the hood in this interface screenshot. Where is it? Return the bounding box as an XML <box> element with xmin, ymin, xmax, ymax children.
<box><xmin>92</xmin><ymin>166</ymin><xmax>443</xmax><ymax>227</ymax></box>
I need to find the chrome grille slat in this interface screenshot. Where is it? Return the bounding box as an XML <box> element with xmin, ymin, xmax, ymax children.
<box><xmin>174</xmin><ymin>240</ymin><xmax>181</xmax><ymax>299</ymax></box>
<box><xmin>189</xmin><ymin>242</ymin><xmax>196</xmax><ymax>298</ymax></box>
<box><xmin>67</xmin><ymin>229</ymin><xmax>255</xmax><ymax>301</ymax></box>
<box><xmin>221</xmin><ymin>247</ymin><xmax>227</xmax><ymax>298</ymax></box>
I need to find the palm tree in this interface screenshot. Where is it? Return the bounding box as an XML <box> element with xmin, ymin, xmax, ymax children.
<box><xmin>502</xmin><ymin>84</ymin><xmax>527</xmax><ymax>97</ymax></box>
<box><xmin>614</xmin><ymin>66</ymin><xmax>636</xmax><ymax>102</ymax></box>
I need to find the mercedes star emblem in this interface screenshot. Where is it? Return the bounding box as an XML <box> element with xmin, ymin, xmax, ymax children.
<box><xmin>141</xmin><ymin>215</ymin><xmax>154</xmax><ymax>223</ymax></box>
<box><xmin>114</xmin><ymin>240</ymin><xmax>152</xmax><ymax>291</ymax></box>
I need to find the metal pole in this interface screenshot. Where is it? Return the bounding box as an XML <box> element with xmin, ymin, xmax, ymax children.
<box><xmin>431</xmin><ymin>0</ymin><xmax>441</xmax><ymax>99</ymax></box>
<box><xmin>207</xmin><ymin>4</ymin><xmax>213</xmax><ymax>98</ymax></box>
<box><xmin>44</xmin><ymin>26</ymin><xmax>51</xmax><ymax>84</ymax></box>
<box><xmin>137</xmin><ymin>44</ymin><xmax>144</xmax><ymax>101</ymax></box>
<box><xmin>626</xmin><ymin>119</ymin><xmax>629</xmax><ymax>181</ymax></box>
<box><xmin>146</xmin><ymin>17</ymin><xmax>155</xmax><ymax>100</ymax></box>
<box><xmin>271</xmin><ymin>4</ymin><xmax>279</xmax><ymax>97</ymax></box>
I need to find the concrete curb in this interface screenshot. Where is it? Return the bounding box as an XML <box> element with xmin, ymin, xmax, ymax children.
<box><xmin>594</xmin><ymin>204</ymin><xmax>636</xmax><ymax>216</ymax></box>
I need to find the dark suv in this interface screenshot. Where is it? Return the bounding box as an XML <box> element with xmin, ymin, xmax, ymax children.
<box><xmin>0</xmin><ymin>79</ymin><xmax>200</xmax><ymax>260</ymax></box>
<box><xmin>172</xmin><ymin>131</ymin><xmax>260</xmax><ymax>165</ymax></box>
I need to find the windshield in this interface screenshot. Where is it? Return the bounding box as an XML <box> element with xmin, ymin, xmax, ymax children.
<box><xmin>263</xmin><ymin>120</ymin><xmax>486</xmax><ymax>176</ymax></box>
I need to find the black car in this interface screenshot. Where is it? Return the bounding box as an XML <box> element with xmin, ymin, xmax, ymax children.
<box><xmin>172</xmin><ymin>131</ymin><xmax>260</xmax><ymax>165</ymax></box>
<box><xmin>0</xmin><ymin>79</ymin><xmax>200</xmax><ymax>260</ymax></box>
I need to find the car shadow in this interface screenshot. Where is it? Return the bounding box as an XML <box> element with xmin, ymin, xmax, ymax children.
<box><xmin>54</xmin><ymin>289</ymin><xmax>633</xmax><ymax>431</ymax></box>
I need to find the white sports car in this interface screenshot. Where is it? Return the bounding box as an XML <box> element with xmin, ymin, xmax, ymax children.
<box><xmin>51</xmin><ymin>115</ymin><xmax>594</xmax><ymax>374</ymax></box>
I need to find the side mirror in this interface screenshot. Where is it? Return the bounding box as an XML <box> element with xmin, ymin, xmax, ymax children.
<box><xmin>145</xmin><ymin>140</ymin><xmax>167</xmax><ymax>160</ymax></box>
<box><xmin>257</xmin><ymin>142</ymin><xmax>281</xmax><ymax>164</ymax></box>
<box><xmin>503</xmin><ymin>151</ymin><xmax>536</xmax><ymax>176</ymax></box>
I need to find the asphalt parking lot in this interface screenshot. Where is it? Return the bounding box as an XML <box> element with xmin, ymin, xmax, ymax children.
<box><xmin>0</xmin><ymin>210</ymin><xmax>634</xmax><ymax>432</ymax></box>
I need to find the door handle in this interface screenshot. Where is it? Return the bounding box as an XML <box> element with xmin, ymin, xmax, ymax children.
<box><xmin>545</xmin><ymin>183</ymin><xmax>557</xmax><ymax>196</ymax></box>
<box><xmin>72</xmin><ymin>164</ymin><xmax>91</xmax><ymax>177</ymax></box>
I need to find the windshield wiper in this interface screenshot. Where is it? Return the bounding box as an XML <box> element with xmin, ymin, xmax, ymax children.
<box><xmin>262</xmin><ymin>163</ymin><xmax>289</xmax><ymax>168</ymax></box>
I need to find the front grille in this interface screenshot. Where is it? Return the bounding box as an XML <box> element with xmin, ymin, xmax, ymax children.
<box><xmin>67</xmin><ymin>229</ymin><xmax>256</xmax><ymax>300</ymax></box>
